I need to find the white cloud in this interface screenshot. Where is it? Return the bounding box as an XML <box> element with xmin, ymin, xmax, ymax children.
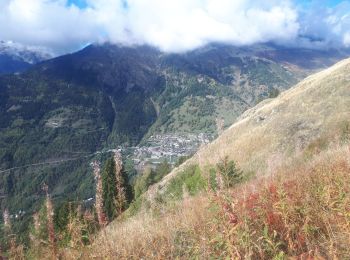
<box><xmin>297</xmin><ymin>1</ymin><xmax>350</xmax><ymax>48</ymax></box>
<box><xmin>0</xmin><ymin>0</ymin><xmax>349</xmax><ymax>54</ymax></box>
<box><xmin>85</xmin><ymin>0</ymin><xmax>299</xmax><ymax>52</ymax></box>
<box><xmin>0</xmin><ymin>0</ymin><xmax>100</xmax><ymax>53</ymax></box>
<box><xmin>344</xmin><ymin>32</ymin><xmax>350</xmax><ymax>47</ymax></box>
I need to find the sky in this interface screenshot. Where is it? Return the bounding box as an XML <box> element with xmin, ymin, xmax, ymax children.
<box><xmin>0</xmin><ymin>0</ymin><xmax>350</xmax><ymax>54</ymax></box>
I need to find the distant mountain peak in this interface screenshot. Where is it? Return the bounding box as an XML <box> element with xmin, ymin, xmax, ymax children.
<box><xmin>0</xmin><ymin>41</ymin><xmax>54</xmax><ymax>74</ymax></box>
<box><xmin>0</xmin><ymin>41</ymin><xmax>53</xmax><ymax>64</ymax></box>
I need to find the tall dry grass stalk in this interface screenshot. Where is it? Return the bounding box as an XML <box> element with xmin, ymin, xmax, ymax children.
<box><xmin>3</xmin><ymin>208</ymin><xmax>11</xmax><ymax>232</ymax></box>
<box><xmin>92</xmin><ymin>161</ymin><xmax>106</xmax><ymax>227</ymax></box>
<box><xmin>29</xmin><ymin>212</ymin><xmax>41</xmax><ymax>254</ymax></box>
<box><xmin>33</xmin><ymin>212</ymin><xmax>40</xmax><ymax>234</ymax></box>
<box><xmin>43</xmin><ymin>184</ymin><xmax>57</xmax><ymax>259</ymax></box>
<box><xmin>215</xmin><ymin>171</ymin><xmax>225</xmax><ymax>191</ymax></box>
<box><xmin>216</xmin><ymin>117</ymin><xmax>224</xmax><ymax>135</ymax></box>
<box><xmin>113</xmin><ymin>150</ymin><xmax>127</xmax><ymax>215</ymax></box>
<box><xmin>91</xmin><ymin>160</ymin><xmax>113</xmax><ymax>259</ymax></box>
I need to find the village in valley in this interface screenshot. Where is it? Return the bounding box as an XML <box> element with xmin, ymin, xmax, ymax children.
<box><xmin>130</xmin><ymin>133</ymin><xmax>214</xmax><ymax>171</ymax></box>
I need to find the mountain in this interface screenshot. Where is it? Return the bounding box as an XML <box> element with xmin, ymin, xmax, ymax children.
<box><xmin>147</xmin><ymin>57</ymin><xmax>350</xmax><ymax>199</ymax></box>
<box><xmin>0</xmin><ymin>41</ymin><xmax>52</xmax><ymax>74</ymax></box>
<box><xmin>0</xmin><ymin>43</ymin><xmax>349</xmax><ymax>223</ymax></box>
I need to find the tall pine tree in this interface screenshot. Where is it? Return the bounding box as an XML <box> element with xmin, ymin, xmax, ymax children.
<box><xmin>101</xmin><ymin>151</ymin><xmax>133</xmax><ymax>222</ymax></box>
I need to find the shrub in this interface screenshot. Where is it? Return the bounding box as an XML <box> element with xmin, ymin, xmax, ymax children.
<box><xmin>125</xmin><ymin>196</ymin><xmax>144</xmax><ymax>217</ymax></box>
<box><xmin>133</xmin><ymin>159</ymin><xmax>171</xmax><ymax>199</ymax></box>
<box><xmin>268</xmin><ymin>87</ymin><xmax>280</xmax><ymax>98</ymax></box>
<box><xmin>216</xmin><ymin>157</ymin><xmax>243</xmax><ymax>189</ymax></box>
<box><xmin>133</xmin><ymin>167</ymin><xmax>153</xmax><ymax>199</ymax></box>
<box><xmin>165</xmin><ymin>164</ymin><xmax>206</xmax><ymax>200</ymax></box>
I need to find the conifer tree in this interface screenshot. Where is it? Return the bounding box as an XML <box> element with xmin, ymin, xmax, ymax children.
<box><xmin>216</xmin><ymin>157</ymin><xmax>243</xmax><ymax>189</ymax></box>
<box><xmin>101</xmin><ymin>151</ymin><xmax>132</xmax><ymax>221</ymax></box>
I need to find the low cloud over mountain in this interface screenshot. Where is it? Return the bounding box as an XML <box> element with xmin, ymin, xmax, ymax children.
<box><xmin>0</xmin><ymin>0</ymin><xmax>349</xmax><ymax>54</ymax></box>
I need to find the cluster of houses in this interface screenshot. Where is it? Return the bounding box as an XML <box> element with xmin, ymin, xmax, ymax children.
<box><xmin>131</xmin><ymin>133</ymin><xmax>214</xmax><ymax>170</ymax></box>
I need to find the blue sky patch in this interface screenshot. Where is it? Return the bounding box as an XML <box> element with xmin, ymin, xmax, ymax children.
<box><xmin>67</xmin><ymin>0</ymin><xmax>88</xmax><ymax>9</ymax></box>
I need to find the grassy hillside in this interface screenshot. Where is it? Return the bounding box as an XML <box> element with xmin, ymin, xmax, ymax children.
<box><xmin>83</xmin><ymin>145</ymin><xmax>350</xmax><ymax>259</ymax></box>
<box><xmin>69</xmin><ymin>58</ymin><xmax>350</xmax><ymax>259</ymax></box>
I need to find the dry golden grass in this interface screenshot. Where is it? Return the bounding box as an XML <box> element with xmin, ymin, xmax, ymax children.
<box><xmin>67</xmin><ymin>195</ymin><xmax>211</xmax><ymax>259</ymax></box>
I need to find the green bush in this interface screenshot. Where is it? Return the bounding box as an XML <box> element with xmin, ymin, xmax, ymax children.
<box><xmin>126</xmin><ymin>196</ymin><xmax>144</xmax><ymax>217</ymax></box>
<box><xmin>165</xmin><ymin>164</ymin><xmax>206</xmax><ymax>200</ymax></box>
<box><xmin>133</xmin><ymin>159</ymin><xmax>171</xmax><ymax>198</ymax></box>
<box><xmin>216</xmin><ymin>157</ymin><xmax>243</xmax><ymax>188</ymax></box>
<box><xmin>268</xmin><ymin>87</ymin><xmax>280</xmax><ymax>98</ymax></box>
